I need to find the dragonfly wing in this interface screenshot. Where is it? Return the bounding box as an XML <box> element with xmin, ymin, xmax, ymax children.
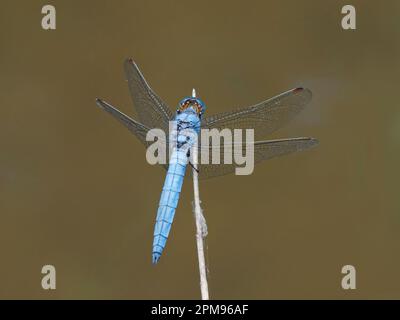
<box><xmin>96</xmin><ymin>98</ymin><xmax>170</xmax><ymax>169</ymax></box>
<box><xmin>201</xmin><ymin>88</ymin><xmax>312</xmax><ymax>140</ymax></box>
<box><xmin>124</xmin><ymin>58</ymin><xmax>174</xmax><ymax>132</ymax></box>
<box><xmin>191</xmin><ymin>137</ymin><xmax>318</xmax><ymax>179</ymax></box>
<box><xmin>97</xmin><ymin>98</ymin><xmax>152</xmax><ymax>146</ymax></box>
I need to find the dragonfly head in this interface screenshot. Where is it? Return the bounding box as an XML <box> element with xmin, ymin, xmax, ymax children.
<box><xmin>177</xmin><ymin>97</ymin><xmax>206</xmax><ymax>117</ymax></box>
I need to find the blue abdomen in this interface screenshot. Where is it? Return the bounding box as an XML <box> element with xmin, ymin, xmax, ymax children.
<box><xmin>152</xmin><ymin>109</ymin><xmax>201</xmax><ymax>264</ymax></box>
<box><xmin>152</xmin><ymin>148</ymin><xmax>188</xmax><ymax>263</ymax></box>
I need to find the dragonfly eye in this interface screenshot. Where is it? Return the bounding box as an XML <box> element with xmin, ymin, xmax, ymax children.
<box><xmin>177</xmin><ymin>98</ymin><xmax>205</xmax><ymax>116</ymax></box>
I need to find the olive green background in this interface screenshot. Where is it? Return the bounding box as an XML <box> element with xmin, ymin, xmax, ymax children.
<box><xmin>0</xmin><ymin>0</ymin><xmax>399</xmax><ymax>299</ymax></box>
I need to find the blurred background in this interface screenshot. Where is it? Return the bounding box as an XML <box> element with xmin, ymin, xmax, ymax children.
<box><xmin>0</xmin><ymin>0</ymin><xmax>399</xmax><ymax>299</ymax></box>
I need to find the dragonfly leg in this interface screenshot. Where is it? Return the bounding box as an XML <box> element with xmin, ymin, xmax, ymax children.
<box><xmin>186</xmin><ymin>149</ymin><xmax>199</xmax><ymax>173</ymax></box>
<box><xmin>188</xmin><ymin>161</ymin><xmax>199</xmax><ymax>173</ymax></box>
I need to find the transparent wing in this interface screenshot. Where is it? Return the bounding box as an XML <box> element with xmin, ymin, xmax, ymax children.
<box><xmin>96</xmin><ymin>98</ymin><xmax>152</xmax><ymax>147</ymax></box>
<box><xmin>96</xmin><ymin>98</ymin><xmax>170</xmax><ymax>169</ymax></box>
<box><xmin>124</xmin><ymin>59</ymin><xmax>174</xmax><ymax>132</ymax></box>
<box><xmin>96</xmin><ymin>99</ymin><xmax>318</xmax><ymax>180</ymax></box>
<box><xmin>201</xmin><ymin>88</ymin><xmax>312</xmax><ymax>140</ymax></box>
<box><xmin>192</xmin><ymin>137</ymin><xmax>318</xmax><ymax>179</ymax></box>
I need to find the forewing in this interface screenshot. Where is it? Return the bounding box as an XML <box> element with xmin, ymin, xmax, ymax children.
<box><xmin>192</xmin><ymin>137</ymin><xmax>318</xmax><ymax>179</ymax></box>
<box><xmin>201</xmin><ymin>88</ymin><xmax>312</xmax><ymax>140</ymax></box>
<box><xmin>124</xmin><ymin>59</ymin><xmax>173</xmax><ymax>132</ymax></box>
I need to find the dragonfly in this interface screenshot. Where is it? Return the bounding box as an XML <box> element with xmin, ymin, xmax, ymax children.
<box><xmin>96</xmin><ymin>58</ymin><xmax>318</xmax><ymax>264</ymax></box>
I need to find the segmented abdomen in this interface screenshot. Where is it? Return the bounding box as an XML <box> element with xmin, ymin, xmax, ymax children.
<box><xmin>152</xmin><ymin>148</ymin><xmax>188</xmax><ymax>264</ymax></box>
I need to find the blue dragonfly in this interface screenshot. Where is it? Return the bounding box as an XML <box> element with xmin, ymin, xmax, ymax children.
<box><xmin>96</xmin><ymin>59</ymin><xmax>318</xmax><ymax>264</ymax></box>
